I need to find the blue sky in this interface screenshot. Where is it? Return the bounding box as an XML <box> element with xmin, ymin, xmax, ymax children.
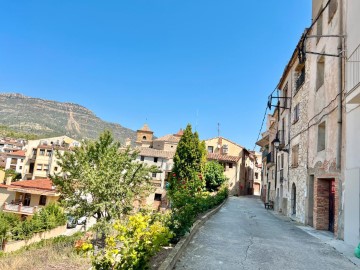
<box><xmin>0</xmin><ymin>1</ymin><xmax>311</xmax><ymax>149</ymax></box>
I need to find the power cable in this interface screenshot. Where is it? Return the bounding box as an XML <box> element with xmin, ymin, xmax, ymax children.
<box><xmin>253</xmin><ymin>105</ymin><xmax>268</xmax><ymax>151</ymax></box>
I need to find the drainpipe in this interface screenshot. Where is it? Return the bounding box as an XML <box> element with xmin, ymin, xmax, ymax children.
<box><xmin>336</xmin><ymin>1</ymin><xmax>343</xmax><ymax>171</ymax></box>
<box><xmin>336</xmin><ymin>0</ymin><xmax>344</xmax><ymax>239</ymax></box>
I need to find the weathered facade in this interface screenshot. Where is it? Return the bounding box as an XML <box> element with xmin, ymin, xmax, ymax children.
<box><xmin>204</xmin><ymin>137</ymin><xmax>257</xmax><ymax>196</ymax></box>
<box><xmin>344</xmin><ymin>0</ymin><xmax>360</xmax><ymax>246</ymax></box>
<box><xmin>306</xmin><ymin>0</ymin><xmax>343</xmax><ymax>236</ymax></box>
<box><xmin>257</xmin><ymin>0</ymin><xmax>347</xmax><ymax>239</ymax></box>
<box><xmin>134</xmin><ymin>124</ymin><xmax>181</xmax><ymax>210</ymax></box>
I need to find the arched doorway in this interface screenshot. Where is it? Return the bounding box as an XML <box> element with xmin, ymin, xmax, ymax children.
<box><xmin>291</xmin><ymin>183</ymin><xmax>296</xmax><ymax>215</ymax></box>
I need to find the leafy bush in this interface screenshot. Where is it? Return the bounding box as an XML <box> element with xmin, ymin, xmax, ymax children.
<box><xmin>204</xmin><ymin>161</ymin><xmax>228</xmax><ymax>191</ymax></box>
<box><xmin>89</xmin><ymin>212</ymin><xmax>173</xmax><ymax>270</ymax></box>
<box><xmin>169</xmin><ymin>182</ymin><xmax>228</xmax><ymax>241</ymax></box>
<box><xmin>0</xmin><ymin>203</ymin><xmax>66</xmax><ymax>241</ymax></box>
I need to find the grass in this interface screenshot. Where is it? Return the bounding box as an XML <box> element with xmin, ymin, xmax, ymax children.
<box><xmin>0</xmin><ymin>233</ymin><xmax>91</xmax><ymax>270</ymax></box>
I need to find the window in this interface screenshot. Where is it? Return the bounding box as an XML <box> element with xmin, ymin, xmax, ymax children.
<box><xmin>36</xmin><ymin>164</ymin><xmax>42</xmax><ymax>171</ymax></box>
<box><xmin>19</xmin><ymin>166</ymin><xmax>22</xmax><ymax>170</ymax></box>
<box><xmin>280</xmin><ymin>154</ymin><xmax>284</xmax><ymax>170</ymax></box>
<box><xmin>39</xmin><ymin>195</ymin><xmax>47</xmax><ymax>206</ymax></box>
<box><xmin>207</xmin><ymin>146</ymin><xmax>214</xmax><ymax>153</ymax></box>
<box><xmin>317</xmin><ymin>10</ymin><xmax>323</xmax><ymax>42</ymax></box>
<box><xmin>295</xmin><ymin>66</ymin><xmax>305</xmax><ymax>92</ymax></box>
<box><xmin>316</xmin><ymin>56</ymin><xmax>325</xmax><ymax>90</ymax></box>
<box><xmin>317</xmin><ymin>122</ymin><xmax>326</xmax><ymax>152</ymax></box>
<box><xmin>54</xmin><ymin>166</ymin><xmax>59</xmax><ymax>172</ymax></box>
<box><xmin>293</xmin><ymin>104</ymin><xmax>300</xmax><ymax>123</ymax></box>
<box><xmin>154</xmin><ymin>193</ymin><xmax>162</xmax><ymax>201</ymax></box>
<box><xmin>152</xmin><ymin>172</ymin><xmax>157</xmax><ymax>178</ymax></box>
<box><xmin>328</xmin><ymin>0</ymin><xmax>337</xmax><ymax>23</ymax></box>
<box><xmin>255</xmin><ymin>172</ymin><xmax>258</xmax><ymax>180</ymax></box>
<box><xmin>32</xmin><ymin>149</ymin><xmax>37</xmax><ymax>156</ymax></box>
<box><xmin>39</xmin><ymin>149</ymin><xmax>45</xmax><ymax>156</ymax></box>
<box><xmin>283</xmin><ymin>84</ymin><xmax>288</xmax><ymax>109</ymax></box>
<box><xmin>46</xmin><ymin>150</ymin><xmax>52</xmax><ymax>157</ymax></box>
<box><xmin>229</xmin><ymin>163</ymin><xmax>233</xmax><ymax>169</ymax></box>
<box><xmin>154</xmin><ymin>157</ymin><xmax>158</xmax><ymax>163</ymax></box>
<box><xmin>142</xmin><ymin>136</ymin><xmax>147</xmax><ymax>140</ymax></box>
<box><xmin>140</xmin><ymin>156</ymin><xmax>145</xmax><ymax>161</ymax></box>
<box><xmin>20</xmin><ymin>159</ymin><xmax>24</xmax><ymax>163</ymax></box>
<box><xmin>43</xmin><ymin>164</ymin><xmax>49</xmax><ymax>172</ymax></box>
<box><xmin>292</xmin><ymin>145</ymin><xmax>299</xmax><ymax>167</ymax></box>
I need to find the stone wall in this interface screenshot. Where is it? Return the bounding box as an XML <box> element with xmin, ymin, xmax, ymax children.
<box><xmin>2</xmin><ymin>225</ymin><xmax>67</xmax><ymax>253</ymax></box>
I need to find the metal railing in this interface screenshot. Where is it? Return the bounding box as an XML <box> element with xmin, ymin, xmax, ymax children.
<box><xmin>262</xmin><ymin>148</ymin><xmax>269</xmax><ymax>159</ymax></box>
<box><xmin>266</xmin><ymin>152</ymin><xmax>274</xmax><ymax>164</ymax></box>
<box><xmin>280</xmin><ymin>170</ymin><xmax>284</xmax><ymax>183</ymax></box>
<box><xmin>347</xmin><ymin>43</ymin><xmax>360</xmax><ymax>92</ymax></box>
<box><xmin>295</xmin><ymin>69</ymin><xmax>305</xmax><ymax>91</ymax></box>
<box><xmin>277</xmin><ymin>130</ymin><xmax>285</xmax><ymax>146</ymax></box>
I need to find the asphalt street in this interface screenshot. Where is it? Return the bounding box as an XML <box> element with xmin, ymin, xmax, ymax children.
<box><xmin>175</xmin><ymin>196</ymin><xmax>358</xmax><ymax>270</ymax></box>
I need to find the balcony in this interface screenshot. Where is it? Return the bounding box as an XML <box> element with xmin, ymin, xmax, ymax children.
<box><xmin>150</xmin><ymin>179</ymin><xmax>162</xmax><ymax>188</ymax></box>
<box><xmin>262</xmin><ymin>148</ymin><xmax>269</xmax><ymax>160</ymax></box>
<box><xmin>266</xmin><ymin>152</ymin><xmax>274</xmax><ymax>165</ymax></box>
<box><xmin>277</xmin><ymin>130</ymin><xmax>285</xmax><ymax>148</ymax></box>
<box><xmin>295</xmin><ymin>68</ymin><xmax>305</xmax><ymax>91</ymax></box>
<box><xmin>280</xmin><ymin>170</ymin><xmax>284</xmax><ymax>183</ymax></box>
<box><xmin>2</xmin><ymin>202</ymin><xmax>38</xmax><ymax>215</ymax></box>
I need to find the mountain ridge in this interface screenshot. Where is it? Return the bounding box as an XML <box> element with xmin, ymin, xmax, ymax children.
<box><xmin>0</xmin><ymin>93</ymin><xmax>136</xmax><ymax>143</ymax></box>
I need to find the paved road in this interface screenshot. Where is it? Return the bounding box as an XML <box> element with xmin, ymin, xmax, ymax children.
<box><xmin>175</xmin><ymin>196</ymin><xmax>358</xmax><ymax>270</ymax></box>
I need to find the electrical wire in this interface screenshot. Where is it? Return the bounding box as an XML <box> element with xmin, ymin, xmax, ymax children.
<box><xmin>254</xmin><ymin>0</ymin><xmax>332</xmax><ymax>152</ymax></box>
<box><xmin>253</xmin><ymin>105</ymin><xmax>268</xmax><ymax>151</ymax></box>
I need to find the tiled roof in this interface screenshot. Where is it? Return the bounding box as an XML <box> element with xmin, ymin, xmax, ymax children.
<box><xmin>204</xmin><ymin>136</ymin><xmax>245</xmax><ymax>150</ymax></box>
<box><xmin>10</xmin><ymin>178</ymin><xmax>55</xmax><ymax>191</ymax></box>
<box><xmin>7</xmin><ymin>150</ymin><xmax>26</xmax><ymax>157</ymax></box>
<box><xmin>139</xmin><ymin>147</ymin><xmax>175</xmax><ymax>159</ymax></box>
<box><xmin>0</xmin><ymin>184</ymin><xmax>9</xmax><ymax>189</ymax></box>
<box><xmin>207</xmin><ymin>153</ymin><xmax>240</xmax><ymax>163</ymax></box>
<box><xmin>154</xmin><ymin>134</ymin><xmax>180</xmax><ymax>143</ymax></box>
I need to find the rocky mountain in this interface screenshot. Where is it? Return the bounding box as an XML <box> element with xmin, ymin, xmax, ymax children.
<box><xmin>0</xmin><ymin>93</ymin><xmax>136</xmax><ymax>143</ymax></box>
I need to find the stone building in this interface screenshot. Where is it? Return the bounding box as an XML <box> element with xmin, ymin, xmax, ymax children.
<box><xmin>344</xmin><ymin>0</ymin><xmax>360</xmax><ymax>246</ymax></box>
<box><xmin>258</xmin><ymin>0</ymin><xmax>346</xmax><ymax>239</ymax></box>
<box><xmin>134</xmin><ymin>124</ymin><xmax>182</xmax><ymax>210</ymax></box>
<box><xmin>306</xmin><ymin>0</ymin><xmax>343</xmax><ymax>236</ymax></box>
<box><xmin>251</xmin><ymin>151</ymin><xmax>263</xmax><ymax>196</ymax></box>
<box><xmin>205</xmin><ymin>137</ymin><xmax>260</xmax><ymax>196</ymax></box>
<box><xmin>256</xmin><ymin>111</ymin><xmax>277</xmax><ymax>204</ymax></box>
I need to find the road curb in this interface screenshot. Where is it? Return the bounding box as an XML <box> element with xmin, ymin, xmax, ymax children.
<box><xmin>158</xmin><ymin>198</ymin><xmax>228</xmax><ymax>270</ymax></box>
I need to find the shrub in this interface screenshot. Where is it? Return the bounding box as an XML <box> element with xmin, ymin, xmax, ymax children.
<box><xmin>169</xmin><ymin>182</ymin><xmax>228</xmax><ymax>241</ymax></box>
<box><xmin>204</xmin><ymin>161</ymin><xmax>227</xmax><ymax>191</ymax></box>
<box><xmin>0</xmin><ymin>203</ymin><xmax>66</xmax><ymax>241</ymax></box>
<box><xmin>90</xmin><ymin>212</ymin><xmax>173</xmax><ymax>270</ymax></box>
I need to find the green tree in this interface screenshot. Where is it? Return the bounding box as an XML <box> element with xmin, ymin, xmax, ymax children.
<box><xmin>51</xmin><ymin>131</ymin><xmax>158</xmax><ymax>228</ymax></box>
<box><xmin>204</xmin><ymin>161</ymin><xmax>227</xmax><ymax>191</ymax></box>
<box><xmin>170</xmin><ymin>124</ymin><xmax>206</xmax><ymax>197</ymax></box>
